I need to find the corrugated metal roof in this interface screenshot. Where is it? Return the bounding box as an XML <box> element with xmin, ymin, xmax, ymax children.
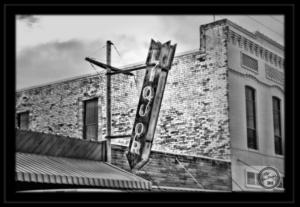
<box><xmin>16</xmin><ymin>152</ymin><xmax>152</xmax><ymax>190</ymax></box>
<box><xmin>16</xmin><ymin>129</ymin><xmax>107</xmax><ymax>161</ymax></box>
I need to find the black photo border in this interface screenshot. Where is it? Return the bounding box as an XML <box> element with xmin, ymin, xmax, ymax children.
<box><xmin>3</xmin><ymin>1</ymin><xmax>296</xmax><ymax>205</ymax></box>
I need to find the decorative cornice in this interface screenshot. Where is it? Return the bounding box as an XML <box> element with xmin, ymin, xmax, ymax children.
<box><xmin>228</xmin><ymin>68</ymin><xmax>284</xmax><ymax>93</ymax></box>
<box><xmin>254</xmin><ymin>31</ymin><xmax>284</xmax><ymax>51</ymax></box>
<box><xmin>228</xmin><ymin>29</ymin><xmax>284</xmax><ymax>71</ymax></box>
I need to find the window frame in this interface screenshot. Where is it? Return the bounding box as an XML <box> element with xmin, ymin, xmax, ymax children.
<box><xmin>272</xmin><ymin>96</ymin><xmax>283</xmax><ymax>155</ymax></box>
<box><xmin>246</xmin><ymin>171</ymin><xmax>257</xmax><ymax>186</ymax></box>
<box><xmin>241</xmin><ymin>52</ymin><xmax>259</xmax><ymax>74</ymax></box>
<box><xmin>245</xmin><ymin>86</ymin><xmax>258</xmax><ymax>150</ymax></box>
<box><xmin>17</xmin><ymin>111</ymin><xmax>30</xmax><ymax>130</ymax></box>
<box><xmin>83</xmin><ymin>98</ymin><xmax>99</xmax><ymax>141</ymax></box>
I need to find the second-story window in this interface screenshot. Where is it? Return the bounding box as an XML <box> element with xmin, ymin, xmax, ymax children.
<box><xmin>273</xmin><ymin>97</ymin><xmax>283</xmax><ymax>155</ymax></box>
<box><xmin>17</xmin><ymin>111</ymin><xmax>29</xmax><ymax>130</ymax></box>
<box><xmin>84</xmin><ymin>98</ymin><xmax>98</xmax><ymax>140</ymax></box>
<box><xmin>241</xmin><ymin>53</ymin><xmax>259</xmax><ymax>72</ymax></box>
<box><xmin>245</xmin><ymin>86</ymin><xmax>258</xmax><ymax>150</ymax></box>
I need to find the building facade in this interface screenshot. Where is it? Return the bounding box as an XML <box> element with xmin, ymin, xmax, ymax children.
<box><xmin>224</xmin><ymin>20</ymin><xmax>285</xmax><ymax>191</ymax></box>
<box><xmin>16</xmin><ymin>19</ymin><xmax>284</xmax><ymax>191</ymax></box>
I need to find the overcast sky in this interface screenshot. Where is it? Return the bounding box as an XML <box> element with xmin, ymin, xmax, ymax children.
<box><xmin>16</xmin><ymin>15</ymin><xmax>284</xmax><ymax>90</ymax></box>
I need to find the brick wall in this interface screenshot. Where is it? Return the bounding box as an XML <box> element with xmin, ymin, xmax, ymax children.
<box><xmin>111</xmin><ymin>144</ymin><xmax>231</xmax><ymax>191</ymax></box>
<box><xmin>16</xmin><ymin>20</ymin><xmax>231</xmax><ymax>160</ymax></box>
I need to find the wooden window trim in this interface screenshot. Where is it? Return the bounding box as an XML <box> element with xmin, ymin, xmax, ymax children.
<box><xmin>17</xmin><ymin>111</ymin><xmax>29</xmax><ymax>130</ymax></box>
<box><xmin>245</xmin><ymin>86</ymin><xmax>258</xmax><ymax>150</ymax></box>
<box><xmin>83</xmin><ymin>98</ymin><xmax>98</xmax><ymax>141</ymax></box>
<box><xmin>272</xmin><ymin>97</ymin><xmax>283</xmax><ymax>155</ymax></box>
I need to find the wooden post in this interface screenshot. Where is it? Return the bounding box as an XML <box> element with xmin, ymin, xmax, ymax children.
<box><xmin>106</xmin><ymin>40</ymin><xmax>112</xmax><ymax>163</ymax></box>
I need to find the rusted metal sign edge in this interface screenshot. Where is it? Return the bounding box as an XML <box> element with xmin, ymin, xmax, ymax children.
<box><xmin>126</xmin><ymin>39</ymin><xmax>177</xmax><ymax>170</ymax></box>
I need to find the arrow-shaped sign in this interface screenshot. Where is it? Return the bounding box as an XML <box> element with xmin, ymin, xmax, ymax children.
<box><xmin>126</xmin><ymin>39</ymin><xmax>177</xmax><ymax>170</ymax></box>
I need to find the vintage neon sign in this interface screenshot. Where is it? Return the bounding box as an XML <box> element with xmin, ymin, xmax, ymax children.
<box><xmin>126</xmin><ymin>39</ymin><xmax>176</xmax><ymax>170</ymax></box>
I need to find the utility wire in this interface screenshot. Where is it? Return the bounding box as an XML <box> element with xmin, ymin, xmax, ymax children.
<box><xmin>112</xmin><ymin>43</ymin><xmax>122</xmax><ymax>59</ymax></box>
<box><xmin>216</xmin><ymin>15</ymin><xmax>283</xmax><ymax>38</ymax></box>
<box><xmin>237</xmin><ymin>158</ymin><xmax>260</xmax><ymax>172</ymax></box>
<box><xmin>111</xmin><ymin>41</ymin><xmax>138</xmax><ymax>92</ymax></box>
<box><xmin>87</xmin><ymin>62</ymin><xmax>103</xmax><ymax>78</ymax></box>
<box><xmin>270</xmin><ymin>16</ymin><xmax>284</xmax><ymax>24</ymax></box>
<box><xmin>175</xmin><ymin>157</ymin><xmax>205</xmax><ymax>189</ymax></box>
<box><xmin>246</xmin><ymin>15</ymin><xmax>283</xmax><ymax>37</ymax></box>
<box><xmin>144</xmin><ymin>168</ymin><xmax>162</xmax><ymax>191</ymax></box>
<box><xmin>90</xmin><ymin>44</ymin><xmax>106</xmax><ymax>57</ymax></box>
<box><xmin>229</xmin><ymin>172</ymin><xmax>244</xmax><ymax>191</ymax></box>
<box><xmin>111</xmin><ymin>42</ymin><xmax>127</xmax><ymax>68</ymax></box>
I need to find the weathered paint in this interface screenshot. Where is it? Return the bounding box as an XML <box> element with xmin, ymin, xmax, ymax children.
<box><xmin>127</xmin><ymin>40</ymin><xmax>177</xmax><ymax>169</ymax></box>
<box><xmin>16</xmin><ymin>29</ymin><xmax>231</xmax><ymax>160</ymax></box>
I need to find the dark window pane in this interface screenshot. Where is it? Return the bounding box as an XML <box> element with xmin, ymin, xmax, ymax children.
<box><xmin>274</xmin><ymin>119</ymin><xmax>281</xmax><ymax>136</ymax></box>
<box><xmin>246</xmin><ymin>88</ymin><xmax>254</xmax><ymax>101</ymax></box>
<box><xmin>242</xmin><ymin>53</ymin><xmax>258</xmax><ymax>71</ymax></box>
<box><xmin>247</xmin><ymin>172</ymin><xmax>256</xmax><ymax>185</ymax></box>
<box><xmin>275</xmin><ymin>136</ymin><xmax>283</xmax><ymax>155</ymax></box>
<box><xmin>84</xmin><ymin>98</ymin><xmax>98</xmax><ymax>140</ymax></box>
<box><xmin>273</xmin><ymin>97</ymin><xmax>280</xmax><ymax>111</ymax></box>
<box><xmin>247</xmin><ymin>128</ymin><xmax>257</xmax><ymax>149</ymax></box>
<box><xmin>247</xmin><ymin>116</ymin><xmax>255</xmax><ymax>129</ymax></box>
<box><xmin>86</xmin><ymin>125</ymin><xmax>97</xmax><ymax>140</ymax></box>
<box><xmin>273</xmin><ymin>112</ymin><xmax>281</xmax><ymax>136</ymax></box>
<box><xmin>273</xmin><ymin>97</ymin><xmax>282</xmax><ymax>155</ymax></box>
<box><xmin>246</xmin><ymin>100</ymin><xmax>255</xmax><ymax>117</ymax></box>
<box><xmin>85</xmin><ymin>100</ymin><xmax>98</xmax><ymax>124</ymax></box>
<box><xmin>18</xmin><ymin>112</ymin><xmax>29</xmax><ymax>130</ymax></box>
<box><xmin>246</xmin><ymin>87</ymin><xmax>257</xmax><ymax>150</ymax></box>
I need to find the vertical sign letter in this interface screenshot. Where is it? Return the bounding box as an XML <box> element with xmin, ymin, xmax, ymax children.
<box><xmin>126</xmin><ymin>39</ymin><xmax>176</xmax><ymax>170</ymax></box>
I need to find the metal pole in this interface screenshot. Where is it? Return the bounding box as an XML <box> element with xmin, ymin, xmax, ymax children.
<box><xmin>105</xmin><ymin>134</ymin><xmax>131</xmax><ymax>139</ymax></box>
<box><xmin>106</xmin><ymin>63</ymin><xmax>156</xmax><ymax>76</ymax></box>
<box><xmin>106</xmin><ymin>40</ymin><xmax>112</xmax><ymax>163</ymax></box>
<box><xmin>85</xmin><ymin>57</ymin><xmax>134</xmax><ymax>76</ymax></box>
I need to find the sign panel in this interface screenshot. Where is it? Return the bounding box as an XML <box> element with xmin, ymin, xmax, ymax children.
<box><xmin>126</xmin><ymin>39</ymin><xmax>176</xmax><ymax>170</ymax></box>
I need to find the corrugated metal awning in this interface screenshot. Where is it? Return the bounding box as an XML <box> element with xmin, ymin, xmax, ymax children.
<box><xmin>16</xmin><ymin>152</ymin><xmax>151</xmax><ymax>190</ymax></box>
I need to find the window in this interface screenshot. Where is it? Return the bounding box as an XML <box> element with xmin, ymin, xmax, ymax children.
<box><xmin>273</xmin><ymin>97</ymin><xmax>283</xmax><ymax>155</ymax></box>
<box><xmin>17</xmin><ymin>111</ymin><xmax>29</xmax><ymax>130</ymax></box>
<box><xmin>246</xmin><ymin>170</ymin><xmax>284</xmax><ymax>190</ymax></box>
<box><xmin>241</xmin><ymin>53</ymin><xmax>258</xmax><ymax>72</ymax></box>
<box><xmin>245</xmin><ymin>86</ymin><xmax>258</xmax><ymax>150</ymax></box>
<box><xmin>83</xmin><ymin>98</ymin><xmax>98</xmax><ymax>140</ymax></box>
<box><xmin>265</xmin><ymin>64</ymin><xmax>284</xmax><ymax>85</ymax></box>
<box><xmin>246</xmin><ymin>171</ymin><xmax>256</xmax><ymax>185</ymax></box>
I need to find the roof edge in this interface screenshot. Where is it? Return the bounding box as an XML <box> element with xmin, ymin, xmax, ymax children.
<box><xmin>200</xmin><ymin>18</ymin><xmax>284</xmax><ymax>50</ymax></box>
<box><xmin>16</xmin><ymin>49</ymin><xmax>201</xmax><ymax>93</ymax></box>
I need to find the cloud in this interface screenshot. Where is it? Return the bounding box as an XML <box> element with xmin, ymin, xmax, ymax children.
<box><xmin>16</xmin><ymin>35</ymin><xmax>150</xmax><ymax>90</ymax></box>
<box><xmin>16</xmin><ymin>39</ymin><xmax>108</xmax><ymax>90</ymax></box>
<box><xmin>157</xmin><ymin>16</ymin><xmax>212</xmax><ymax>52</ymax></box>
<box><xmin>17</xmin><ymin>15</ymin><xmax>39</xmax><ymax>27</ymax></box>
<box><xmin>16</xmin><ymin>15</ymin><xmax>284</xmax><ymax>90</ymax></box>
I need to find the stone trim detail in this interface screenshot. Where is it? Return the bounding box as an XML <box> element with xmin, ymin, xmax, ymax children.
<box><xmin>228</xmin><ymin>29</ymin><xmax>284</xmax><ymax>70</ymax></box>
<box><xmin>228</xmin><ymin>68</ymin><xmax>284</xmax><ymax>92</ymax></box>
<box><xmin>240</xmin><ymin>52</ymin><xmax>259</xmax><ymax>74</ymax></box>
<box><xmin>265</xmin><ymin>64</ymin><xmax>284</xmax><ymax>85</ymax></box>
